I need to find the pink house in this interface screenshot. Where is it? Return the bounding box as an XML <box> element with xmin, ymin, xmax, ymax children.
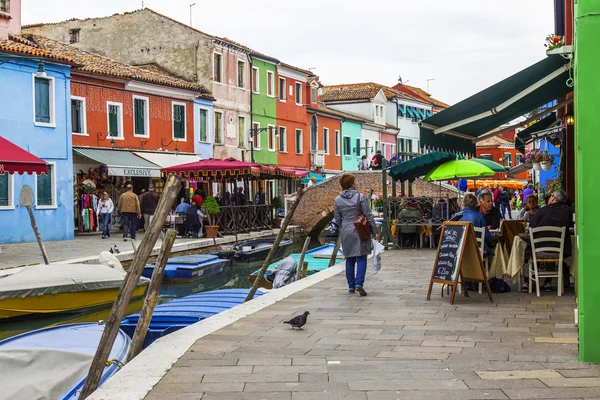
<box><xmin>0</xmin><ymin>0</ymin><xmax>21</xmax><ymax>39</ymax></box>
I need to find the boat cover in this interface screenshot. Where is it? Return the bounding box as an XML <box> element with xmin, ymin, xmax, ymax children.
<box><xmin>0</xmin><ymin>263</ymin><xmax>149</xmax><ymax>300</ymax></box>
<box><xmin>0</xmin><ymin>349</ymin><xmax>93</xmax><ymax>400</ymax></box>
<box><xmin>272</xmin><ymin>256</ymin><xmax>297</xmax><ymax>289</ymax></box>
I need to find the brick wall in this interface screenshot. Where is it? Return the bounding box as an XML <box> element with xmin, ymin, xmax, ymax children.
<box><xmin>292</xmin><ymin>171</ymin><xmax>457</xmax><ymax>235</ymax></box>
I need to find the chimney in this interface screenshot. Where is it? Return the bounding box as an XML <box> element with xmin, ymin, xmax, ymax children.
<box><xmin>0</xmin><ymin>0</ymin><xmax>21</xmax><ymax>39</ymax></box>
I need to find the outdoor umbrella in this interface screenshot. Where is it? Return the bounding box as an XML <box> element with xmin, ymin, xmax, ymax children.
<box><xmin>471</xmin><ymin>158</ymin><xmax>507</xmax><ymax>173</ymax></box>
<box><xmin>301</xmin><ymin>172</ymin><xmax>325</xmax><ymax>184</ymax></box>
<box><xmin>422</xmin><ymin>159</ymin><xmax>496</xmax><ymax>182</ymax></box>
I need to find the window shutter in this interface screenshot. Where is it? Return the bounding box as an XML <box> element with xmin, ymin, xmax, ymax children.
<box><xmin>173</xmin><ymin>105</ymin><xmax>185</xmax><ymax>139</ymax></box>
<box><xmin>199</xmin><ymin>109</ymin><xmax>207</xmax><ymax>142</ymax></box>
<box><xmin>71</xmin><ymin>99</ymin><xmax>81</xmax><ymax>133</ymax></box>
<box><xmin>0</xmin><ymin>173</ymin><xmax>9</xmax><ymax>207</ymax></box>
<box><xmin>134</xmin><ymin>99</ymin><xmax>145</xmax><ymax>135</ymax></box>
<box><xmin>36</xmin><ymin>165</ymin><xmax>52</xmax><ymax>206</ymax></box>
<box><xmin>35</xmin><ymin>78</ymin><xmax>50</xmax><ymax>123</ymax></box>
<box><xmin>109</xmin><ymin>105</ymin><xmax>119</xmax><ymax>137</ymax></box>
<box><xmin>238</xmin><ymin>117</ymin><xmax>245</xmax><ymax>147</ymax></box>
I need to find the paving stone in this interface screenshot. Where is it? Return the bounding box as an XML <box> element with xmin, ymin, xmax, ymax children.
<box><xmin>252</xmin><ymin>365</ymin><xmax>328</xmax><ymax>374</ymax></box>
<box><xmin>375</xmin><ymin>351</ymin><xmax>449</xmax><ymax>360</ymax></box>
<box><xmin>244</xmin><ymin>382</ymin><xmax>349</xmax><ymax>392</ymax></box>
<box><xmin>292</xmin><ymin>392</ymin><xmax>367</xmax><ymax>400</ymax></box>
<box><xmin>237</xmin><ymin>358</ymin><xmax>292</xmax><ymax>366</ymax></box>
<box><xmin>421</xmin><ymin>340</ymin><xmax>476</xmax><ymax>347</ymax></box>
<box><xmin>502</xmin><ymin>387</ymin><xmax>600</xmax><ymax>399</ymax></box>
<box><xmin>558</xmin><ymin>369</ymin><xmax>600</xmax><ymax>378</ymax></box>
<box><xmin>299</xmin><ymin>373</ymin><xmax>329</xmax><ymax>382</ymax></box>
<box><xmin>202</xmin><ymin>393</ymin><xmax>290</xmax><ymax>400</ymax></box>
<box><xmin>366</xmin><ymin>389</ymin><xmax>509</xmax><ymax>399</ymax></box>
<box><xmin>349</xmin><ymin>380</ymin><xmax>468</xmax><ymax>391</ymax></box>
<box><xmin>151</xmin><ymin>382</ymin><xmax>244</xmax><ymax>393</ymax></box>
<box><xmin>476</xmin><ymin>369</ymin><xmax>563</xmax><ymax>380</ymax></box>
<box><xmin>144</xmin><ymin>392</ymin><xmax>203</xmax><ymax>400</ymax></box>
<box><xmin>540</xmin><ymin>377</ymin><xmax>600</xmax><ymax>387</ymax></box>
<box><xmin>463</xmin><ymin>378</ymin><xmax>547</xmax><ymax>389</ymax></box>
<box><xmin>203</xmin><ymin>373</ymin><xmax>299</xmax><ymax>383</ymax></box>
<box><xmin>535</xmin><ymin>337</ymin><xmax>579</xmax><ymax>344</ymax></box>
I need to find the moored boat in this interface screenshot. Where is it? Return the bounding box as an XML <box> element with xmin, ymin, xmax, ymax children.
<box><xmin>0</xmin><ymin>322</ymin><xmax>130</xmax><ymax>400</ymax></box>
<box><xmin>230</xmin><ymin>238</ymin><xmax>293</xmax><ymax>265</ymax></box>
<box><xmin>142</xmin><ymin>254</ymin><xmax>230</xmax><ymax>283</ymax></box>
<box><xmin>249</xmin><ymin>243</ymin><xmax>344</xmax><ymax>289</ymax></box>
<box><xmin>0</xmin><ymin>253</ymin><xmax>149</xmax><ymax>320</ymax></box>
<box><xmin>121</xmin><ymin>289</ymin><xmax>264</xmax><ymax>348</ymax></box>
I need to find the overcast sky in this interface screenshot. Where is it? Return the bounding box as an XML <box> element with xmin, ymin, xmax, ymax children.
<box><xmin>22</xmin><ymin>0</ymin><xmax>554</xmax><ymax>105</ymax></box>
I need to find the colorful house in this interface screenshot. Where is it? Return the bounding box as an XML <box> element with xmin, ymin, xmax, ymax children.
<box><xmin>476</xmin><ymin>129</ymin><xmax>529</xmax><ymax>181</ymax></box>
<box><xmin>0</xmin><ymin>9</ymin><xmax>75</xmax><ymax>244</ymax></box>
<box><xmin>341</xmin><ymin>119</ymin><xmax>363</xmax><ymax>171</ymax></box>
<box><xmin>249</xmin><ymin>54</ymin><xmax>278</xmax><ymax>165</ymax></box>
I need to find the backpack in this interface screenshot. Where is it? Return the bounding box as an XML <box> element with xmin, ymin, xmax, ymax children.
<box><xmin>488</xmin><ymin>277</ymin><xmax>511</xmax><ymax>293</ymax></box>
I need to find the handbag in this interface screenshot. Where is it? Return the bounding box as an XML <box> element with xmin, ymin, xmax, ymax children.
<box><xmin>353</xmin><ymin>193</ymin><xmax>371</xmax><ymax>240</ymax></box>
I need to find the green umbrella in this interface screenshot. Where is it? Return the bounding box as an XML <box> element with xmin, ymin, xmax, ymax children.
<box><xmin>422</xmin><ymin>159</ymin><xmax>496</xmax><ymax>182</ymax></box>
<box><xmin>471</xmin><ymin>158</ymin><xmax>507</xmax><ymax>173</ymax></box>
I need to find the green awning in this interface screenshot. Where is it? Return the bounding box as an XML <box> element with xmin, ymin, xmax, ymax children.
<box><xmin>515</xmin><ymin>113</ymin><xmax>557</xmax><ymax>154</ymax></box>
<box><xmin>74</xmin><ymin>147</ymin><xmax>161</xmax><ymax>177</ymax></box>
<box><xmin>420</xmin><ymin>55</ymin><xmax>572</xmax><ymax>154</ymax></box>
<box><xmin>388</xmin><ymin>151</ymin><xmax>456</xmax><ymax>182</ymax></box>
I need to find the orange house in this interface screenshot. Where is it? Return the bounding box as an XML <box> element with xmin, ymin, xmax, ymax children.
<box><xmin>476</xmin><ymin>131</ymin><xmax>529</xmax><ymax>181</ymax></box>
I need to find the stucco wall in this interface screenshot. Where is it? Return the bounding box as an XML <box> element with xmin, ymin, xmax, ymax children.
<box><xmin>341</xmin><ymin>120</ymin><xmax>362</xmax><ymax>171</ymax></box>
<box><xmin>311</xmin><ymin>114</ymin><xmax>342</xmax><ymax>172</ymax></box>
<box><xmin>194</xmin><ymin>98</ymin><xmax>214</xmax><ymax>159</ymax></box>
<box><xmin>0</xmin><ymin>59</ymin><xmax>74</xmax><ymax>244</ymax></box>
<box><xmin>25</xmin><ymin>9</ymin><xmax>212</xmax><ymax>88</ymax></box>
<box><xmin>251</xmin><ymin>59</ymin><xmax>277</xmax><ymax>165</ymax></box>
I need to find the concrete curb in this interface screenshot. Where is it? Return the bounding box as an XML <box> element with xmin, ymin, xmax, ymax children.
<box><xmin>87</xmin><ymin>262</ymin><xmax>345</xmax><ymax>400</ymax></box>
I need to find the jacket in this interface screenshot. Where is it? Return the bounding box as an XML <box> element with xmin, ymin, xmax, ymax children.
<box><xmin>118</xmin><ymin>191</ymin><xmax>141</xmax><ymax>214</ymax></box>
<box><xmin>493</xmin><ymin>188</ymin><xmax>501</xmax><ymax>203</ymax></box>
<box><xmin>140</xmin><ymin>191</ymin><xmax>160</xmax><ymax>215</ymax></box>
<box><xmin>453</xmin><ymin>207</ymin><xmax>492</xmax><ymax>253</ymax></box>
<box><xmin>480</xmin><ymin>205</ymin><xmax>501</xmax><ymax>229</ymax></box>
<box><xmin>357</xmin><ymin>159</ymin><xmax>369</xmax><ymax>170</ymax></box>
<box><xmin>530</xmin><ymin>202</ymin><xmax>573</xmax><ymax>257</ymax></box>
<box><xmin>96</xmin><ymin>198</ymin><xmax>114</xmax><ymax>215</ymax></box>
<box><xmin>333</xmin><ymin>189</ymin><xmax>378</xmax><ymax>258</ymax></box>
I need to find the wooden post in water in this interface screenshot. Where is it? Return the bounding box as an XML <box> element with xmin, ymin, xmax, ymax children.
<box><xmin>328</xmin><ymin>235</ymin><xmax>342</xmax><ymax>268</ymax></box>
<box><xmin>20</xmin><ymin>185</ymin><xmax>49</xmax><ymax>265</ymax></box>
<box><xmin>126</xmin><ymin>228</ymin><xmax>177</xmax><ymax>362</ymax></box>
<box><xmin>245</xmin><ymin>187</ymin><xmax>304</xmax><ymax>302</ymax></box>
<box><xmin>296</xmin><ymin>236</ymin><xmax>311</xmax><ymax>281</ymax></box>
<box><xmin>301</xmin><ymin>261</ymin><xmax>308</xmax><ymax>278</ymax></box>
<box><xmin>79</xmin><ymin>174</ymin><xmax>182</xmax><ymax>400</ymax></box>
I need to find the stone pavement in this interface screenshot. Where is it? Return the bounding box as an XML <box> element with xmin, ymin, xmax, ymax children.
<box><xmin>143</xmin><ymin>249</ymin><xmax>599</xmax><ymax>400</ymax></box>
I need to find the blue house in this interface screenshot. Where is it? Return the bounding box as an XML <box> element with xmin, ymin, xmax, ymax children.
<box><xmin>194</xmin><ymin>97</ymin><xmax>215</xmax><ymax>159</ymax></box>
<box><xmin>0</xmin><ymin>42</ymin><xmax>74</xmax><ymax>244</ymax></box>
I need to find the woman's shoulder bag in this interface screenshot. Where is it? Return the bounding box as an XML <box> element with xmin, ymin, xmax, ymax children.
<box><xmin>353</xmin><ymin>193</ymin><xmax>371</xmax><ymax>240</ymax></box>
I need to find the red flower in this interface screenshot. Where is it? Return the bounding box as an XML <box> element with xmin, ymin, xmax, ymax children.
<box><xmin>553</xmin><ymin>37</ymin><xmax>561</xmax><ymax>44</ymax></box>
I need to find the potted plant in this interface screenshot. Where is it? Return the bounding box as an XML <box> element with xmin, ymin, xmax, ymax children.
<box><xmin>203</xmin><ymin>196</ymin><xmax>220</xmax><ymax>244</ymax></box>
<box><xmin>525</xmin><ymin>149</ymin><xmax>544</xmax><ymax>171</ymax></box>
<box><xmin>544</xmin><ymin>34</ymin><xmax>564</xmax><ymax>51</ymax></box>
<box><xmin>540</xmin><ymin>150</ymin><xmax>555</xmax><ymax>171</ymax></box>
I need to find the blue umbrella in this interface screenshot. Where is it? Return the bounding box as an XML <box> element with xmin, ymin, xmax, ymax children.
<box><xmin>301</xmin><ymin>172</ymin><xmax>325</xmax><ymax>184</ymax></box>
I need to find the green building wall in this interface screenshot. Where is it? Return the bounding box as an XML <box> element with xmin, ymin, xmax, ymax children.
<box><xmin>575</xmin><ymin>0</ymin><xmax>600</xmax><ymax>362</ymax></box>
<box><xmin>341</xmin><ymin>120</ymin><xmax>362</xmax><ymax>171</ymax></box>
<box><xmin>251</xmin><ymin>59</ymin><xmax>277</xmax><ymax>166</ymax></box>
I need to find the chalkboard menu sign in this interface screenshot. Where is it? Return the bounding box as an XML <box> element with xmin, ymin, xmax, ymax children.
<box><xmin>432</xmin><ymin>224</ymin><xmax>466</xmax><ymax>281</ymax></box>
<box><xmin>427</xmin><ymin>221</ymin><xmax>493</xmax><ymax>305</ymax></box>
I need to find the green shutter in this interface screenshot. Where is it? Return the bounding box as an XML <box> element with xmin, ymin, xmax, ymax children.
<box><xmin>134</xmin><ymin>99</ymin><xmax>146</xmax><ymax>135</ymax></box>
<box><xmin>199</xmin><ymin>109</ymin><xmax>207</xmax><ymax>142</ymax></box>
<box><xmin>173</xmin><ymin>105</ymin><xmax>185</xmax><ymax>139</ymax></box>
<box><xmin>36</xmin><ymin>165</ymin><xmax>53</xmax><ymax>206</ymax></box>
<box><xmin>0</xmin><ymin>173</ymin><xmax>9</xmax><ymax>207</ymax></box>
<box><xmin>279</xmin><ymin>128</ymin><xmax>285</xmax><ymax>152</ymax></box>
<box><xmin>35</xmin><ymin>78</ymin><xmax>50</xmax><ymax>123</ymax></box>
<box><xmin>108</xmin><ymin>105</ymin><xmax>119</xmax><ymax>137</ymax></box>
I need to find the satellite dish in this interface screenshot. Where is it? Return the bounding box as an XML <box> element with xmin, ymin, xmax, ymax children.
<box><xmin>20</xmin><ymin>185</ymin><xmax>34</xmax><ymax>207</ymax></box>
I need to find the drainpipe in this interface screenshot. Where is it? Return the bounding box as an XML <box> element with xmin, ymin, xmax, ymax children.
<box><xmin>247</xmin><ymin>52</ymin><xmax>253</xmax><ymax>164</ymax></box>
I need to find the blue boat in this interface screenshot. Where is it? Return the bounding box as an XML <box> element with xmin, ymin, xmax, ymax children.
<box><xmin>230</xmin><ymin>238</ymin><xmax>294</xmax><ymax>265</ymax></box>
<box><xmin>142</xmin><ymin>254</ymin><xmax>230</xmax><ymax>283</ymax></box>
<box><xmin>0</xmin><ymin>323</ymin><xmax>129</xmax><ymax>400</ymax></box>
<box><xmin>121</xmin><ymin>289</ymin><xmax>263</xmax><ymax>349</ymax></box>
<box><xmin>249</xmin><ymin>243</ymin><xmax>344</xmax><ymax>289</ymax></box>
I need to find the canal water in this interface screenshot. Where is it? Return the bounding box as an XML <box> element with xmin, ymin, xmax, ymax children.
<box><xmin>0</xmin><ymin>238</ymin><xmax>323</xmax><ymax>341</ymax></box>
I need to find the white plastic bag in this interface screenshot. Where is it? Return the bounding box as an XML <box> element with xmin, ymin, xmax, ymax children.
<box><xmin>372</xmin><ymin>239</ymin><xmax>385</xmax><ymax>273</ymax></box>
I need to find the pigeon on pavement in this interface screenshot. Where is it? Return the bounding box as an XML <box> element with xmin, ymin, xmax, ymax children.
<box><xmin>283</xmin><ymin>311</ymin><xmax>310</xmax><ymax>330</ymax></box>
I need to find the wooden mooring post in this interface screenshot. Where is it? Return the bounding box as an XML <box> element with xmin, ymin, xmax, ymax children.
<box><xmin>79</xmin><ymin>174</ymin><xmax>182</xmax><ymax>400</ymax></box>
<box><xmin>296</xmin><ymin>236</ymin><xmax>311</xmax><ymax>281</ymax></box>
<box><xmin>328</xmin><ymin>235</ymin><xmax>342</xmax><ymax>268</ymax></box>
<box><xmin>126</xmin><ymin>228</ymin><xmax>177</xmax><ymax>362</ymax></box>
<box><xmin>245</xmin><ymin>187</ymin><xmax>304</xmax><ymax>302</ymax></box>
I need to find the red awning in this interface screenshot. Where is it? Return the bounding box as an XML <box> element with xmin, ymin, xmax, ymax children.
<box><xmin>162</xmin><ymin>158</ymin><xmax>257</xmax><ymax>179</ymax></box>
<box><xmin>0</xmin><ymin>136</ymin><xmax>48</xmax><ymax>175</ymax></box>
<box><xmin>279</xmin><ymin>167</ymin><xmax>310</xmax><ymax>178</ymax></box>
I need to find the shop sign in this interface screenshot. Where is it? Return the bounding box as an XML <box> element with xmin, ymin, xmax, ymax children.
<box><xmin>108</xmin><ymin>167</ymin><xmax>161</xmax><ymax>178</ymax></box>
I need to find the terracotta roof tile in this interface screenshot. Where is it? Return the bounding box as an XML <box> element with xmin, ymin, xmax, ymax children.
<box><xmin>308</xmin><ymin>103</ymin><xmax>367</xmax><ymax>123</ymax></box>
<box><xmin>321</xmin><ymin>82</ymin><xmax>415</xmax><ymax>102</ymax></box>
<box><xmin>21</xmin><ymin>34</ymin><xmax>211</xmax><ymax>94</ymax></box>
<box><xmin>476</xmin><ymin>135</ymin><xmax>514</xmax><ymax>148</ymax></box>
<box><xmin>392</xmin><ymin>83</ymin><xmax>450</xmax><ymax>108</ymax></box>
<box><xmin>0</xmin><ymin>36</ymin><xmax>76</xmax><ymax>64</ymax></box>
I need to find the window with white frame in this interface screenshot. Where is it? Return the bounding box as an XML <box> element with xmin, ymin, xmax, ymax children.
<box><xmin>295</xmin><ymin>129</ymin><xmax>302</xmax><ymax>154</ymax></box>
<box><xmin>311</xmin><ymin>87</ymin><xmax>317</xmax><ymax>103</ymax></box>
<box><xmin>251</xmin><ymin>67</ymin><xmax>259</xmax><ymax>93</ymax></box>
<box><xmin>278</xmin><ymin>77</ymin><xmax>286</xmax><ymax>101</ymax></box>
<box><xmin>0</xmin><ymin>172</ymin><xmax>14</xmax><ymax>209</ymax></box>
<box><xmin>323</xmin><ymin>128</ymin><xmax>329</xmax><ymax>154</ymax></box>
<box><xmin>107</xmin><ymin>102</ymin><xmax>123</xmax><ymax>138</ymax></box>
<box><xmin>214</xmin><ymin>111</ymin><xmax>223</xmax><ymax>144</ymax></box>
<box><xmin>343</xmin><ymin>136</ymin><xmax>351</xmax><ymax>156</ymax></box>
<box><xmin>238</xmin><ymin>116</ymin><xmax>245</xmax><ymax>147</ymax></box>
<box><xmin>504</xmin><ymin>152</ymin><xmax>513</xmax><ymax>167</ymax></box>
<box><xmin>213</xmin><ymin>53</ymin><xmax>223</xmax><ymax>83</ymax></box>
<box><xmin>295</xmin><ymin>82</ymin><xmax>302</xmax><ymax>104</ymax></box>
<box><xmin>267</xmin><ymin>71</ymin><xmax>275</xmax><ymax>97</ymax></box>
<box><xmin>252</xmin><ymin>122</ymin><xmax>260</xmax><ymax>149</ymax></box>
<box><xmin>199</xmin><ymin>108</ymin><xmax>208</xmax><ymax>142</ymax></box>
<box><xmin>133</xmin><ymin>96</ymin><xmax>149</xmax><ymax>137</ymax></box>
<box><xmin>406</xmin><ymin>139</ymin><xmax>412</xmax><ymax>153</ymax></box>
<box><xmin>237</xmin><ymin>60</ymin><xmax>245</xmax><ymax>88</ymax></box>
<box><xmin>268</xmin><ymin>125</ymin><xmax>275</xmax><ymax>150</ymax></box>
<box><xmin>335</xmin><ymin>130</ymin><xmax>340</xmax><ymax>155</ymax></box>
<box><xmin>36</xmin><ymin>162</ymin><xmax>56</xmax><ymax>209</ymax></box>
<box><xmin>34</xmin><ymin>76</ymin><xmax>55</xmax><ymax>126</ymax></box>
<box><xmin>71</xmin><ymin>96</ymin><xmax>86</xmax><ymax>135</ymax></box>
<box><xmin>1</xmin><ymin>0</ymin><xmax>10</xmax><ymax>13</ymax></box>
<box><xmin>279</xmin><ymin>126</ymin><xmax>286</xmax><ymax>152</ymax></box>
<box><xmin>516</xmin><ymin>153</ymin><xmax>522</xmax><ymax>165</ymax></box>
<box><xmin>172</xmin><ymin>102</ymin><xmax>186</xmax><ymax>140</ymax></box>
<box><xmin>375</xmin><ymin>105</ymin><xmax>380</xmax><ymax>117</ymax></box>
<box><xmin>398</xmin><ymin>138</ymin><xmax>405</xmax><ymax>152</ymax></box>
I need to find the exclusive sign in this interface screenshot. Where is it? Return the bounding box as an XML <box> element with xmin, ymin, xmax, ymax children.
<box><xmin>108</xmin><ymin>167</ymin><xmax>161</xmax><ymax>178</ymax></box>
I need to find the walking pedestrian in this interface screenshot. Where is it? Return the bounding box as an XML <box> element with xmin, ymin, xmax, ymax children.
<box><xmin>96</xmin><ymin>192</ymin><xmax>114</xmax><ymax>239</ymax></box>
<box><xmin>140</xmin><ymin>183</ymin><xmax>161</xmax><ymax>229</ymax></box>
<box><xmin>500</xmin><ymin>186</ymin><xmax>512</xmax><ymax>219</ymax></box>
<box><xmin>117</xmin><ymin>184</ymin><xmax>141</xmax><ymax>241</ymax></box>
<box><xmin>333</xmin><ymin>173</ymin><xmax>379</xmax><ymax>296</ymax></box>
<box><xmin>358</xmin><ymin>155</ymin><xmax>369</xmax><ymax>170</ymax></box>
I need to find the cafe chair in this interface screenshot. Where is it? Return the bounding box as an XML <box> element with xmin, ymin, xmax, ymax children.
<box><xmin>528</xmin><ymin>226</ymin><xmax>566</xmax><ymax>297</ymax></box>
<box><xmin>473</xmin><ymin>227</ymin><xmax>490</xmax><ymax>295</ymax></box>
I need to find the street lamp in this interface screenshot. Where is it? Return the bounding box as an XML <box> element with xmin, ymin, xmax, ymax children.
<box><xmin>161</xmin><ymin>138</ymin><xmax>180</xmax><ymax>155</ymax></box>
<box><xmin>97</xmin><ymin>131</ymin><xmax>116</xmax><ymax>149</ymax></box>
